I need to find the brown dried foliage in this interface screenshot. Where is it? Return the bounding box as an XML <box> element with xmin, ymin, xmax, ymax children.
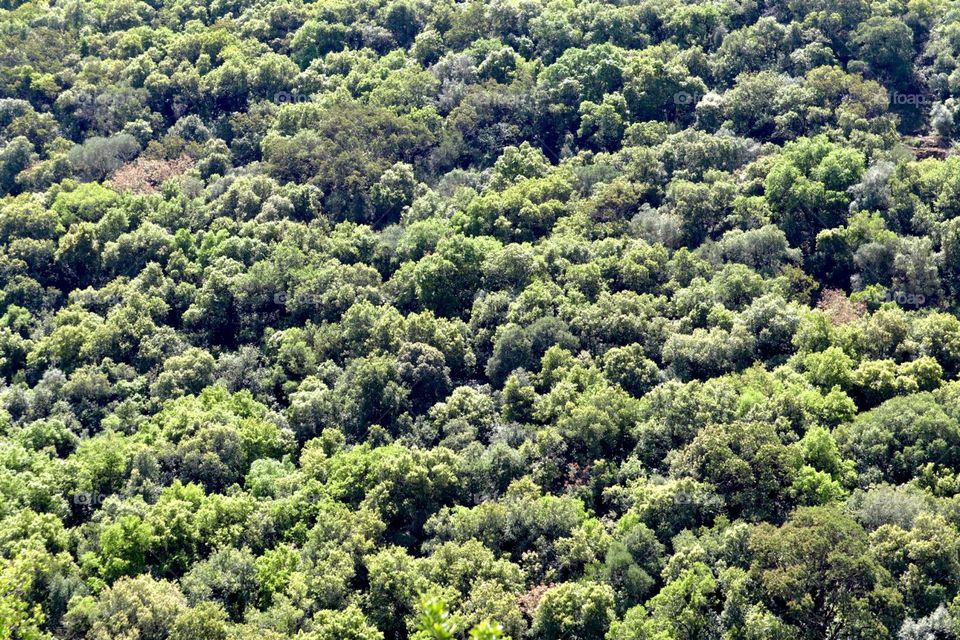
<box><xmin>817</xmin><ymin>288</ymin><xmax>866</xmax><ymax>324</ymax></box>
<box><xmin>518</xmin><ymin>583</ymin><xmax>555</xmax><ymax>617</ymax></box>
<box><xmin>110</xmin><ymin>155</ymin><xmax>194</xmax><ymax>194</ymax></box>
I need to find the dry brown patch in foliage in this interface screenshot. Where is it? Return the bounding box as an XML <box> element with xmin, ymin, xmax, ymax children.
<box><xmin>518</xmin><ymin>583</ymin><xmax>554</xmax><ymax>617</ymax></box>
<box><xmin>817</xmin><ymin>288</ymin><xmax>866</xmax><ymax>324</ymax></box>
<box><xmin>110</xmin><ymin>156</ymin><xmax>194</xmax><ymax>194</ymax></box>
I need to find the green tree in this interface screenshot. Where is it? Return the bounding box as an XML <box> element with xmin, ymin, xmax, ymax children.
<box><xmin>749</xmin><ymin>507</ymin><xmax>903</xmax><ymax>639</ymax></box>
<box><xmin>531</xmin><ymin>582</ymin><xmax>617</xmax><ymax>640</ymax></box>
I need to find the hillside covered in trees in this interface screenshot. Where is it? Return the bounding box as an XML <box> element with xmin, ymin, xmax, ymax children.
<box><xmin>5</xmin><ymin>0</ymin><xmax>960</xmax><ymax>637</ymax></box>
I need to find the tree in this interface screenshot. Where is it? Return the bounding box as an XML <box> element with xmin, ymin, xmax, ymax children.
<box><xmin>0</xmin><ymin>136</ymin><xmax>34</xmax><ymax>195</ymax></box>
<box><xmin>749</xmin><ymin>507</ymin><xmax>903</xmax><ymax>639</ymax></box>
<box><xmin>365</xmin><ymin>546</ymin><xmax>426</xmax><ymax>637</ymax></box>
<box><xmin>640</xmin><ymin>563</ymin><xmax>721</xmax><ymax>640</ymax></box>
<box><xmin>836</xmin><ymin>392</ymin><xmax>960</xmax><ymax>484</ymax></box>
<box><xmin>531</xmin><ymin>582</ymin><xmax>617</xmax><ymax>640</ymax></box>
<box><xmin>853</xmin><ymin>17</ymin><xmax>915</xmax><ymax>82</ymax></box>
<box><xmin>170</xmin><ymin>602</ymin><xmax>229</xmax><ymax>640</ymax></box>
<box><xmin>181</xmin><ymin>547</ymin><xmax>258</xmax><ymax>621</ymax></box>
<box><xmin>333</xmin><ymin>354</ymin><xmax>410</xmax><ymax>440</ymax></box>
<box><xmin>95</xmin><ymin>515</ymin><xmax>154</xmax><ymax>582</ymax></box>
<box><xmin>764</xmin><ymin>137</ymin><xmax>865</xmax><ymax>249</ymax></box>
<box><xmin>602</xmin><ymin>344</ymin><xmax>661</xmax><ymax>397</ymax></box>
<box><xmin>603</xmin><ymin>520</ymin><xmax>663</xmax><ymax>608</ymax></box>
<box><xmin>871</xmin><ymin>512</ymin><xmax>960</xmax><ymax>615</ymax></box>
<box><xmin>398</xmin><ymin>342</ymin><xmax>451</xmax><ymax>414</ymax></box>
<box><xmin>68</xmin><ymin>134</ymin><xmax>141</xmax><ymax>182</ymax></box>
<box><xmin>290</xmin><ymin>20</ymin><xmax>350</xmax><ymax>66</ymax></box>
<box><xmin>670</xmin><ymin>420</ymin><xmax>799</xmax><ymax>521</ymax></box>
<box><xmin>66</xmin><ymin>575</ymin><xmax>187</xmax><ymax>640</ymax></box>
<box><xmin>304</xmin><ymin>605</ymin><xmax>384</xmax><ymax>640</ymax></box>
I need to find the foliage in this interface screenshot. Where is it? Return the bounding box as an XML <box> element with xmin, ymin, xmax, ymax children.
<box><xmin>0</xmin><ymin>0</ymin><xmax>958</xmax><ymax>637</ymax></box>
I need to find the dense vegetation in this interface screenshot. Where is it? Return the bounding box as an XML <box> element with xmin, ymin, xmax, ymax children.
<box><xmin>4</xmin><ymin>0</ymin><xmax>960</xmax><ymax>637</ymax></box>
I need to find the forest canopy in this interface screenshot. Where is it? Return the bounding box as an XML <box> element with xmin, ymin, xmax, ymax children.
<box><xmin>2</xmin><ymin>0</ymin><xmax>960</xmax><ymax>638</ymax></box>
